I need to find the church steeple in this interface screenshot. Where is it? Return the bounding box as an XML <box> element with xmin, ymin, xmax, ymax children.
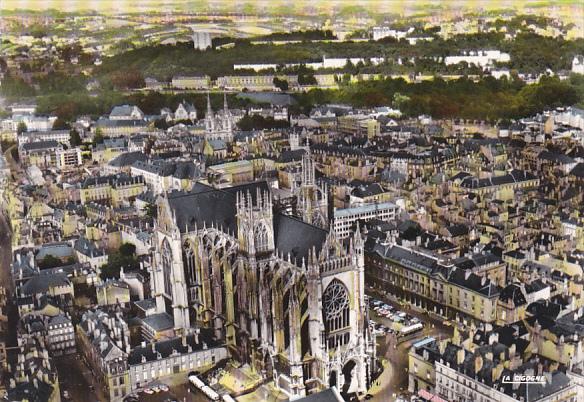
<box><xmin>205</xmin><ymin>91</ymin><xmax>215</xmax><ymax>132</ymax></box>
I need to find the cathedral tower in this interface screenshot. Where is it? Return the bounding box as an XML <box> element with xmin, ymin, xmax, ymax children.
<box><xmin>236</xmin><ymin>188</ymin><xmax>274</xmax><ymax>256</ymax></box>
<box><xmin>297</xmin><ymin>150</ymin><xmax>328</xmax><ymax>228</ymax></box>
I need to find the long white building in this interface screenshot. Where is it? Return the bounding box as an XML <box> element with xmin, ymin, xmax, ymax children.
<box><xmin>333</xmin><ymin>201</ymin><xmax>399</xmax><ymax>239</ymax></box>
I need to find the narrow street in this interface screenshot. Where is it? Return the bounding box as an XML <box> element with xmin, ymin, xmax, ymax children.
<box><xmin>54</xmin><ymin>354</ymin><xmax>103</xmax><ymax>402</ymax></box>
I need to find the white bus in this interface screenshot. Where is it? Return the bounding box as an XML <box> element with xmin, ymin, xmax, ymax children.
<box><xmin>201</xmin><ymin>385</ymin><xmax>220</xmax><ymax>401</ymax></box>
<box><xmin>188</xmin><ymin>374</ymin><xmax>205</xmax><ymax>389</ymax></box>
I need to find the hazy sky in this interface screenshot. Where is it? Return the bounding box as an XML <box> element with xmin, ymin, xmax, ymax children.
<box><xmin>1</xmin><ymin>0</ymin><xmax>582</xmax><ymax>15</ymax></box>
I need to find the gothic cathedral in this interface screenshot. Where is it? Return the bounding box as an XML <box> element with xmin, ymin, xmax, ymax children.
<box><xmin>152</xmin><ymin>179</ymin><xmax>376</xmax><ymax>399</ymax></box>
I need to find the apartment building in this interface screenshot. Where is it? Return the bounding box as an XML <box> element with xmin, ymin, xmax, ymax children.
<box><xmin>365</xmin><ymin>243</ymin><xmax>501</xmax><ymax>323</ymax></box>
<box><xmin>80</xmin><ymin>174</ymin><xmax>146</xmax><ymax>207</ymax></box>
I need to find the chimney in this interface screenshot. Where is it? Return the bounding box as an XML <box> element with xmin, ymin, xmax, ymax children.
<box><xmin>474</xmin><ymin>355</ymin><xmax>483</xmax><ymax>373</ymax></box>
<box><xmin>457</xmin><ymin>348</ymin><xmax>465</xmax><ymax>365</ymax></box>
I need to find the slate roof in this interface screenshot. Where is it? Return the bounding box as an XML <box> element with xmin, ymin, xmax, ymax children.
<box><xmin>167</xmin><ymin>181</ymin><xmax>328</xmax><ymax>265</ymax></box>
<box><xmin>108</xmin><ymin>151</ymin><xmax>148</xmax><ymax>167</ymax></box>
<box><xmin>96</xmin><ymin>118</ymin><xmax>146</xmax><ymax>128</ymax></box>
<box><xmin>276</xmin><ymin>149</ymin><xmax>306</xmax><ymax>163</ymax></box>
<box><xmin>350</xmin><ymin>183</ymin><xmax>386</xmax><ymax>198</ymax></box>
<box><xmin>142</xmin><ymin>313</ymin><xmax>174</xmax><ymax>332</ymax></box>
<box><xmin>447</xmin><ymin>268</ymin><xmax>500</xmax><ymax>297</ymax></box>
<box><xmin>134</xmin><ymin>298</ymin><xmax>157</xmax><ymax>312</ymax></box>
<box><xmin>81</xmin><ymin>173</ymin><xmax>142</xmax><ymax>189</ymax></box>
<box><xmin>110</xmin><ymin>105</ymin><xmax>142</xmax><ymax>117</ymax></box>
<box><xmin>570</xmin><ymin>163</ymin><xmax>584</xmax><ymax>178</ymax></box>
<box><xmin>273</xmin><ymin>214</ymin><xmax>328</xmax><ymax>264</ymax></box>
<box><xmin>207</xmin><ymin>139</ymin><xmax>227</xmax><ymax>150</ymax></box>
<box><xmin>20</xmin><ymin>273</ymin><xmax>70</xmax><ymax>296</ymax></box>
<box><xmin>36</xmin><ymin>243</ymin><xmax>74</xmax><ymax>260</ymax></box>
<box><xmin>74</xmin><ymin>236</ymin><xmax>105</xmax><ymax>258</ymax></box>
<box><xmin>499</xmin><ymin>284</ymin><xmax>527</xmax><ymax>306</ymax></box>
<box><xmin>295</xmin><ymin>388</ymin><xmax>344</xmax><ymax>402</ymax></box>
<box><xmin>128</xmin><ymin>332</ymin><xmax>220</xmax><ymax>365</ymax></box>
<box><xmin>460</xmin><ymin>170</ymin><xmax>537</xmax><ymax>189</ymax></box>
<box><xmin>7</xmin><ymin>381</ymin><xmax>54</xmax><ymax>402</ymax></box>
<box><xmin>445</xmin><ymin>223</ymin><xmax>470</xmax><ymax>237</ymax></box>
<box><xmin>452</xmin><ymin>252</ymin><xmax>500</xmax><ymax>270</ymax></box>
<box><xmin>21</xmin><ymin>140</ymin><xmax>60</xmax><ymax>152</ymax></box>
<box><xmin>370</xmin><ymin>243</ymin><xmax>445</xmax><ymax>276</ymax></box>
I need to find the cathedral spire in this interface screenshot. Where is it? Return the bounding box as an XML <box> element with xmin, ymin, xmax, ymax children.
<box><xmin>223</xmin><ymin>90</ymin><xmax>229</xmax><ymax>113</ymax></box>
<box><xmin>206</xmin><ymin>91</ymin><xmax>213</xmax><ymax>118</ymax></box>
<box><xmin>205</xmin><ymin>91</ymin><xmax>215</xmax><ymax>132</ymax></box>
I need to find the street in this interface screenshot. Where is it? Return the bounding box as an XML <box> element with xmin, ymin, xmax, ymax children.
<box><xmin>54</xmin><ymin>354</ymin><xmax>104</xmax><ymax>402</ymax></box>
<box><xmin>366</xmin><ymin>291</ymin><xmax>453</xmax><ymax>402</ymax></box>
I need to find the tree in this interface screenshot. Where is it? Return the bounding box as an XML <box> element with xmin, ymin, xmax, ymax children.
<box><xmin>69</xmin><ymin>129</ymin><xmax>82</xmax><ymax>146</ymax></box>
<box><xmin>92</xmin><ymin>129</ymin><xmax>105</xmax><ymax>146</ymax></box>
<box><xmin>100</xmin><ymin>243</ymin><xmax>139</xmax><ymax>280</ymax></box>
<box><xmin>145</xmin><ymin>203</ymin><xmax>158</xmax><ymax>218</ymax></box>
<box><xmin>38</xmin><ymin>255</ymin><xmax>62</xmax><ymax>269</ymax></box>
<box><xmin>109</xmin><ymin>68</ymin><xmax>145</xmax><ymax>90</ymax></box>
<box><xmin>52</xmin><ymin>117</ymin><xmax>70</xmax><ymax>130</ymax></box>
<box><xmin>237</xmin><ymin>114</ymin><xmax>290</xmax><ymax>130</ymax></box>
<box><xmin>154</xmin><ymin>118</ymin><xmax>169</xmax><ymax>130</ymax></box>
<box><xmin>0</xmin><ymin>74</ymin><xmax>36</xmax><ymax>98</ymax></box>
<box><xmin>273</xmin><ymin>77</ymin><xmax>289</xmax><ymax>91</ymax></box>
<box><xmin>119</xmin><ymin>243</ymin><xmax>136</xmax><ymax>257</ymax></box>
<box><xmin>16</xmin><ymin>122</ymin><xmax>27</xmax><ymax>134</ymax></box>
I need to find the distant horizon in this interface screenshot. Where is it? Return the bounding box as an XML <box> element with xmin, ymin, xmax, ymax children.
<box><xmin>2</xmin><ymin>0</ymin><xmax>583</xmax><ymax>16</ymax></box>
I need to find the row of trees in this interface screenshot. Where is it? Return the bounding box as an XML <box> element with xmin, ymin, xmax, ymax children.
<box><xmin>293</xmin><ymin>75</ymin><xmax>581</xmax><ymax>121</ymax></box>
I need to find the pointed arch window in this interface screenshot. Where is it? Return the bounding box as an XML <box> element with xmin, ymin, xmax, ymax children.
<box><xmin>161</xmin><ymin>239</ymin><xmax>173</xmax><ymax>297</ymax></box>
<box><xmin>255</xmin><ymin>224</ymin><xmax>269</xmax><ymax>253</ymax></box>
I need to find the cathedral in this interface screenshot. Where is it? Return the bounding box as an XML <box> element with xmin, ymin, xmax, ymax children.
<box><xmin>151</xmin><ymin>173</ymin><xmax>376</xmax><ymax>398</ymax></box>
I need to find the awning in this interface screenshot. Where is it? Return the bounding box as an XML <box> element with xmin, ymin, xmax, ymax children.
<box><xmin>418</xmin><ymin>389</ymin><xmax>448</xmax><ymax>402</ymax></box>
